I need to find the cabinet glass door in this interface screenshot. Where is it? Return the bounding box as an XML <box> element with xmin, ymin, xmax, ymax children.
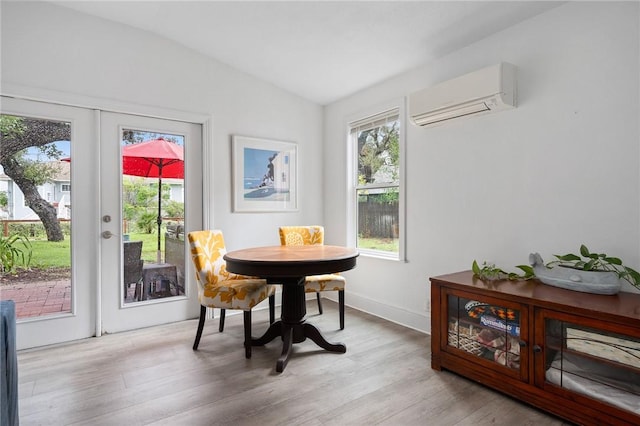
<box><xmin>543</xmin><ymin>318</ymin><xmax>640</xmax><ymax>415</ymax></box>
<box><xmin>447</xmin><ymin>292</ymin><xmax>525</xmax><ymax>374</ymax></box>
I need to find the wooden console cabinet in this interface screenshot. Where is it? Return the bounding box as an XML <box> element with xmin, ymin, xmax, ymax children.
<box><xmin>430</xmin><ymin>271</ymin><xmax>640</xmax><ymax>426</ymax></box>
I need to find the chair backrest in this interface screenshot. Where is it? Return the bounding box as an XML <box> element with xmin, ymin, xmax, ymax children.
<box><xmin>187</xmin><ymin>230</ymin><xmax>240</xmax><ymax>286</ymax></box>
<box><xmin>124</xmin><ymin>241</ymin><xmax>143</xmax><ymax>263</ymax></box>
<box><xmin>279</xmin><ymin>226</ymin><xmax>324</xmax><ymax>246</ymax></box>
<box><xmin>123</xmin><ymin>241</ymin><xmax>143</xmax><ymax>284</ymax></box>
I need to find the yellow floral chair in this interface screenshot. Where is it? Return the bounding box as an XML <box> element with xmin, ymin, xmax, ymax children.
<box><xmin>187</xmin><ymin>230</ymin><xmax>275</xmax><ymax>358</ymax></box>
<box><xmin>279</xmin><ymin>225</ymin><xmax>346</xmax><ymax>329</ymax></box>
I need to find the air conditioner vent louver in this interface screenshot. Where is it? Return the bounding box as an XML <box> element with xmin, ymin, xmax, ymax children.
<box><xmin>409</xmin><ymin>63</ymin><xmax>517</xmax><ymax>128</ymax></box>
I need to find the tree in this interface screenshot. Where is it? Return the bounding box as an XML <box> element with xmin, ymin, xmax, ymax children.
<box><xmin>357</xmin><ymin>121</ymin><xmax>400</xmax><ymax>203</ymax></box>
<box><xmin>357</xmin><ymin>121</ymin><xmax>399</xmax><ymax>184</ymax></box>
<box><xmin>164</xmin><ymin>200</ymin><xmax>184</xmax><ymax>219</ymax></box>
<box><xmin>122</xmin><ymin>131</ymin><xmax>179</xmax><ymax>145</ymax></box>
<box><xmin>122</xmin><ymin>178</ymin><xmax>176</xmax><ymax>233</ymax></box>
<box><xmin>0</xmin><ymin>115</ymin><xmax>69</xmax><ymax>241</ymax></box>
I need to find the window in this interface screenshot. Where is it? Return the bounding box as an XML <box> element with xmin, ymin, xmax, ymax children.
<box><xmin>62</xmin><ymin>184</ymin><xmax>71</xmax><ymax>192</ymax></box>
<box><xmin>350</xmin><ymin>107</ymin><xmax>403</xmax><ymax>259</ymax></box>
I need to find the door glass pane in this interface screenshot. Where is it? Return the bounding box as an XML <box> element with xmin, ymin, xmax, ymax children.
<box><xmin>0</xmin><ymin>114</ymin><xmax>72</xmax><ymax>318</ymax></box>
<box><xmin>447</xmin><ymin>294</ymin><xmax>521</xmax><ymax>370</ymax></box>
<box><xmin>357</xmin><ymin>187</ymin><xmax>399</xmax><ymax>252</ymax></box>
<box><xmin>544</xmin><ymin>319</ymin><xmax>640</xmax><ymax>413</ymax></box>
<box><xmin>121</xmin><ymin>130</ymin><xmax>185</xmax><ymax>304</ymax></box>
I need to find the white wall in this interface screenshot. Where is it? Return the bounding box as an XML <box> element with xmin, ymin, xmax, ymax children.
<box><xmin>1</xmin><ymin>1</ymin><xmax>324</xmax><ymax>250</ymax></box>
<box><xmin>324</xmin><ymin>2</ymin><xmax>640</xmax><ymax>332</ymax></box>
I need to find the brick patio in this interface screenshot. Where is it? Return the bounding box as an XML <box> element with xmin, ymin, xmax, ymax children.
<box><xmin>1</xmin><ymin>280</ymin><xmax>71</xmax><ymax>318</ymax></box>
<box><xmin>1</xmin><ymin>280</ymin><xmax>146</xmax><ymax>319</ymax></box>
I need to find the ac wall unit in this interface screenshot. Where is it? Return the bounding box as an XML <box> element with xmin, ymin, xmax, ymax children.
<box><xmin>409</xmin><ymin>62</ymin><xmax>517</xmax><ymax>127</ymax></box>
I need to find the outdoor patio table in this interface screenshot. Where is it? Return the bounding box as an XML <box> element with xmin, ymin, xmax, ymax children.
<box><xmin>224</xmin><ymin>245</ymin><xmax>358</xmax><ymax>372</ymax></box>
<box><xmin>142</xmin><ymin>263</ymin><xmax>178</xmax><ymax>299</ymax></box>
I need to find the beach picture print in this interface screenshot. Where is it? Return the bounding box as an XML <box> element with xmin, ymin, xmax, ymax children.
<box><xmin>232</xmin><ymin>135</ymin><xmax>297</xmax><ymax>212</ymax></box>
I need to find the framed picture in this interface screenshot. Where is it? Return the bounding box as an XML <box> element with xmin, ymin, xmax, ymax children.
<box><xmin>232</xmin><ymin>135</ymin><xmax>298</xmax><ymax>212</ymax></box>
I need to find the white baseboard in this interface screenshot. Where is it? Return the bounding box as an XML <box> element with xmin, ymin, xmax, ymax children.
<box><xmin>323</xmin><ymin>291</ymin><xmax>430</xmax><ymax>335</ymax></box>
<box><xmin>215</xmin><ymin>289</ymin><xmax>431</xmax><ymax>336</ymax></box>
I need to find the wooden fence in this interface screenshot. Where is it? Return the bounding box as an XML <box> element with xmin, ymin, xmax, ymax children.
<box><xmin>2</xmin><ymin>218</ymin><xmax>183</xmax><ymax>237</ymax></box>
<box><xmin>358</xmin><ymin>202</ymin><xmax>399</xmax><ymax>238</ymax></box>
<box><xmin>1</xmin><ymin>219</ymin><xmax>71</xmax><ymax>237</ymax></box>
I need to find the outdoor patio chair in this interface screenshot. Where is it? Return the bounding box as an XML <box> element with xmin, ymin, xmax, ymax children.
<box><xmin>123</xmin><ymin>241</ymin><xmax>144</xmax><ymax>301</ymax></box>
<box><xmin>279</xmin><ymin>226</ymin><xmax>347</xmax><ymax>329</ymax></box>
<box><xmin>187</xmin><ymin>230</ymin><xmax>275</xmax><ymax>358</ymax></box>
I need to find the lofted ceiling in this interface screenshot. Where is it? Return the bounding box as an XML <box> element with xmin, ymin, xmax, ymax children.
<box><xmin>52</xmin><ymin>1</ymin><xmax>563</xmax><ymax>105</ymax></box>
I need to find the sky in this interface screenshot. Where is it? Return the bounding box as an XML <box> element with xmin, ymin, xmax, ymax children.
<box><xmin>244</xmin><ymin>147</ymin><xmax>277</xmax><ymax>180</ymax></box>
<box><xmin>21</xmin><ymin>132</ymin><xmax>184</xmax><ymax>162</ymax></box>
<box><xmin>24</xmin><ymin>140</ymin><xmax>70</xmax><ymax>161</ymax></box>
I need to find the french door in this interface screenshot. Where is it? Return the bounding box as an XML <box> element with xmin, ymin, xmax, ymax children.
<box><xmin>1</xmin><ymin>97</ymin><xmax>97</xmax><ymax>349</ymax></box>
<box><xmin>99</xmin><ymin>112</ymin><xmax>201</xmax><ymax>333</ymax></box>
<box><xmin>1</xmin><ymin>98</ymin><xmax>202</xmax><ymax>348</ymax></box>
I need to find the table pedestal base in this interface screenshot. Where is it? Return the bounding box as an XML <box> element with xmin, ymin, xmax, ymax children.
<box><xmin>252</xmin><ymin>277</ymin><xmax>346</xmax><ymax>372</ymax></box>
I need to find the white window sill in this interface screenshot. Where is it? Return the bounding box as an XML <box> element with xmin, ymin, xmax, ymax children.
<box><xmin>357</xmin><ymin>248</ymin><xmax>404</xmax><ymax>262</ymax></box>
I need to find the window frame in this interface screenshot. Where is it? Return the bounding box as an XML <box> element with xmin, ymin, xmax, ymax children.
<box><xmin>346</xmin><ymin>99</ymin><xmax>406</xmax><ymax>261</ymax></box>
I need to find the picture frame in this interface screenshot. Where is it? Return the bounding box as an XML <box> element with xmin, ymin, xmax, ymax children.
<box><xmin>232</xmin><ymin>135</ymin><xmax>298</xmax><ymax>212</ymax></box>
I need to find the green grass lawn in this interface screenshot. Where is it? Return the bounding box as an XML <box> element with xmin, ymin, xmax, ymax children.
<box><xmin>358</xmin><ymin>237</ymin><xmax>398</xmax><ymax>253</ymax></box>
<box><xmin>27</xmin><ymin>232</ymin><xmax>170</xmax><ymax>269</ymax></box>
<box><xmin>126</xmin><ymin>232</ymin><xmax>170</xmax><ymax>263</ymax></box>
<box><xmin>26</xmin><ymin>234</ymin><xmax>396</xmax><ymax>269</ymax></box>
<box><xmin>29</xmin><ymin>239</ymin><xmax>71</xmax><ymax>268</ymax></box>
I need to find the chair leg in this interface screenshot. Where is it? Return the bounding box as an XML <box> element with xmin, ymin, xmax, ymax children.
<box><xmin>244</xmin><ymin>310</ymin><xmax>252</xmax><ymax>359</ymax></box>
<box><xmin>269</xmin><ymin>294</ymin><xmax>275</xmax><ymax>324</ymax></box>
<box><xmin>339</xmin><ymin>290</ymin><xmax>345</xmax><ymax>330</ymax></box>
<box><xmin>218</xmin><ymin>309</ymin><xmax>226</xmax><ymax>332</ymax></box>
<box><xmin>134</xmin><ymin>280</ymin><xmax>142</xmax><ymax>301</ymax></box>
<box><xmin>316</xmin><ymin>292</ymin><xmax>323</xmax><ymax>315</ymax></box>
<box><xmin>193</xmin><ymin>305</ymin><xmax>207</xmax><ymax>350</ymax></box>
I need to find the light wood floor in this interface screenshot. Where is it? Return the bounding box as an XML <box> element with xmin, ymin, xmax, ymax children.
<box><xmin>17</xmin><ymin>301</ymin><xmax>569</xmax><ymax>426</ymax></box>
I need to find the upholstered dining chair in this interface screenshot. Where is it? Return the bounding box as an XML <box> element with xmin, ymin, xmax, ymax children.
<box><xmin>187</xmin><ymin>230</ymin><xmax>276</xmax><ymax>358</ymax></box>
<box><xmin>278</xmin><ymin>226</ymin><xmax>346</xmax><ymax>329</ymax></box>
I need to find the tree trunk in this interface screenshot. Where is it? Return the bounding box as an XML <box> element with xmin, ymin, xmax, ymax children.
<box><xmin>1</xmin><ymin>116</ymin><xmax>71</xmax><ymax>242</ymax></box>
<box><xmin>1</xmin><ymin>157</ymin><xmax>64</xmax><ymax>241</ymax></box>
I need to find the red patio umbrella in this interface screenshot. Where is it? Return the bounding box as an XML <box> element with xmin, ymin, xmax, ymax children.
<box><xmin>122</xmin><ymin>138</ymin><xmax>184</xmax><ymax>264</ymax></box>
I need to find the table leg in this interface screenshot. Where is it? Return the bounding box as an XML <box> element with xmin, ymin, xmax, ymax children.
<box><xmin>252</xmin><ymin>276</ymin><xmax>346</xmax><ymax>372</ymax></box>
<box><xmin>251</xmin><ymin>320</ymin><xmax>282</xmax><ymax>346</ymax></box>
<box><xmin>303</xmin><ymin>323</ymin><xmax>346</xmax><ymax>353</ymax></box>
<box><xmin>276</xmin><ymin>327</ymin><xmax>293</xmax><ymax>373</ymax></box>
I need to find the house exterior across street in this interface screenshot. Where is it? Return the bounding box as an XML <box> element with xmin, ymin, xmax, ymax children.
<box><xmin>0</xmin><ymin>161</ymin><xmax>71</xmax><ymax>220</ymax></box>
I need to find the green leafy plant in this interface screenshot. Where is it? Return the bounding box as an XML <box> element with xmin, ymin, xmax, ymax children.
<box><xmin>472</xmin><ymin>260</ymin><xmax>534</xmax><ymax>281</ymax></box>
<box><xmin>136</xmin><ymin>211</ymin><xmax>158</xmax><ymax>234</ymax></box>
<box><xmin>0</xmin><ymin>233</ymin><xmax>33</xmax><ymax>273</ymax></box>
<box><xmin>0</xmin><ymin>191</ymin><xmax>8</xmax><ymax>209</ymax></box>
<box><xmin>473</xmin><ymin>245</ymin><xmax>640</xmax><ymax>291</ymax></box>
<box><xmin>547</xmin><ymin>244</ymin><xmax>640</xmax><ymax>290</ymax></box>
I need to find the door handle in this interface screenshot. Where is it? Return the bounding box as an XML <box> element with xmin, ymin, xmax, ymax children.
<box><xmin>102</xmin><ymin>230</ymin><xmax>114</xmax><ymax>239</ymax></box>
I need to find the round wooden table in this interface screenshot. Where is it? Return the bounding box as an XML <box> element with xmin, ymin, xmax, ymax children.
<box><xmin>224</xmin><ymin>245</ymin><xmax>358</xmax><ymax>372</ymax></box>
